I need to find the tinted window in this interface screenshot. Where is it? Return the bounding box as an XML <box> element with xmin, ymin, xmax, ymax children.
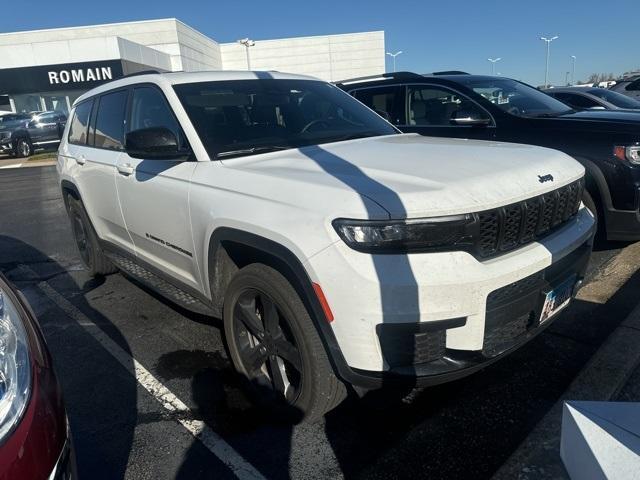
<box><xmin>174</xmin><ymin>79</ymin><xmax>397</xmax><ymax>159</ymax></box>
<box><xmin>130</xmin><ymin>86</ymin><xmax>183</xmax><ymax>143</ymax></box>
<box><xmin>68</xmin><ymin>101</ymin><xmax>93</xmax><ymax>145</ymax></box>
<box><xmin>588</xmin><ymin>88</ymin><xmax>640</xmax><ymax>108</ymax></box>
<box><xmin>626</xmin><ymin>79</ymin><xmax>640</xmax><ymax>91</ymax></box>
<box><xmin>94</xmin><ymin>90</ymin><xmax>128</xmax><ymax>150</ymax></box>
<box><xmin>0</xmin><ymin>114</ymin><xmax>29</xmax><ymax>125</ymax></box>
<box><xmin>353</xmin><ymin>86</ymin><xmax>404</xmax><ymax>124</ymax></box>
<box><xmin>457</xmin><ymin>77</ymin><xmax>571</xmax><ymax>117</ymax></box>
<box><xmin>553</xmin><ymin>93</ymin><xmax>600</xmax><ymax>109</ymax></box>
<box><xmin>407</xmin><ymin>85</ymin><xmax>488</xmax><ymax>126</ymax></box>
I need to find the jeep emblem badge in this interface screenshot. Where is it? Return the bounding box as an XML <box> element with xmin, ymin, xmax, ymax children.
<box><xmin>538</xmin><ymin>174</ymin><xmax>554</xmax><ymax>183</ymax></box>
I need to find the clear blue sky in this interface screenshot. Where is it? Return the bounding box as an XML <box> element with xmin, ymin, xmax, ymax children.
<box><xmin>2</xmin><ymin>0</ymin><xmax>637</xmax><ymax>86</ymax></box>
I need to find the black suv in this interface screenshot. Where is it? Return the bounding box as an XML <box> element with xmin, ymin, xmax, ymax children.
<box><xmin>338</xmin><ymin>72</ymin><xmax>640</xmax><ymax>241</ymax></box>
<box><xmin>0</xmin><ymin>111</ymin><xmax>67</xmax><ymax>158</ymax></box>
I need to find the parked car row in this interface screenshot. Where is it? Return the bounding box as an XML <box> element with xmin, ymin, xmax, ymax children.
<box><xmin>337</xmin><ymin>71</ymin><xmax>640</xmax><ymax>241</ymax></box>
<box><xmin>3</xmin><ymin>69</ymin><xmax>637</xmax><ymax>479</ymax></box>
<box><xmin>0</xmin><ymin>111</ymin><xmax>67</xmax><ymax>158</ymax></box>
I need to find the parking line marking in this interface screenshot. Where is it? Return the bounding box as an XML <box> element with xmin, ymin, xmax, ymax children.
<box><xmin>36</xmin><ymin>280</ymin><xmax>266</xmax><ymax>480</ymax></box>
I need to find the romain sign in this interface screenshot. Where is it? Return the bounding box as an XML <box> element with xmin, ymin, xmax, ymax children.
<box><xmin>47</xmin><ymin>67</ymin><xmax>114</xmax><ymax>85</ymax></box>
<box><xmin>0</xmin><ymin>60</ymin><xmax>152</xmax><ymax>95</ymax></box>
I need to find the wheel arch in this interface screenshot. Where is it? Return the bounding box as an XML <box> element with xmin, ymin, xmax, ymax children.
<box><xmin>577</xmin><ymin>157</ymin><xmax>612</xmax><ymax>211</ymax></box>
<box><xmin>206</xmin><ymin>227</ymin><xmax>350</xmax><ymax>381</ymax></box>
<box><xmin>60</xmin><ymin>179</ymin><xmax>81</xmax><ymax>211</ymax></box>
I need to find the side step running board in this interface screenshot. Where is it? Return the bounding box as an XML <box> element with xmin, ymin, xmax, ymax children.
<box><xmin>105</xmin><ymin>251</ymin><xmax>215</xmax><ymax>316</ymax></box>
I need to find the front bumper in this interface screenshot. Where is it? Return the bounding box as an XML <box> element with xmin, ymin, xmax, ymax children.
<box><xmin>604</xmin><ymin>206</ymin><xmax>640</xmax><ymax>241</ymax></box>
<box><xmin>306</xmin><ymin>206</ymin><xmax>595</xmax><ymax>386</ymax></box>
<box><xmin>0</xmin><ymin>139</ymin><xmax>12</xmax><ymax>153</ymax></box>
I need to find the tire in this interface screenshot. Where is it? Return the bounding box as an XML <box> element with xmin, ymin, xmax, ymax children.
<box><xmin>223</xmin><ymin>264</ymin><xmax>346</xmax><ymax>423</ymax></box>
<box><xmin>14</xmin><ymin>138</ymin><xmax>32</xmax><ymax>158</ymax></box>
<box><xmin>67</xmin><ymin>197</ymin><xmax>117</xmax><ymax>277</ymax></box>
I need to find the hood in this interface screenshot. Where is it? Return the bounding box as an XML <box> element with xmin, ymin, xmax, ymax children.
<box><xmin>558</xmin><ymin>109</ymin><xmax>640</xmax><ymax>124</ymax></box>
<box><xmin>221</xmin><ymin>134</ymin><xmax>585</xmax><ymax>218</ymax></box>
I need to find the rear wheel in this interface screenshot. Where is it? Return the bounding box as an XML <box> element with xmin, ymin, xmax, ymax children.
<box><xmin>67</xmin><ymin>197</ymin><xmax>117</xmax><ymax>277</ymax></box>
<box><xmin>223</xmin><ymin>264</ymin><xmax>346</xmax><ymax>422</ymax></box>
<box><xmin>14</xmin><ymin>138</ymin><xmax>31</xmax><ymax>158</ymax></box>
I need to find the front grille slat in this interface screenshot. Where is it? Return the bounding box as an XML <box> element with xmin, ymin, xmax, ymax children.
<box><xmin>475</xmin><ymin>179</ymin><xmax>584</xmax><ymax>259</ymax></box>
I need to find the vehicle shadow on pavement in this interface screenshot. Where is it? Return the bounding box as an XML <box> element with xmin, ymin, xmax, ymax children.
<box><xmin>0</xmin><ymin>235</ymin><xmax>138</xmax><ymax>480</ymax></box>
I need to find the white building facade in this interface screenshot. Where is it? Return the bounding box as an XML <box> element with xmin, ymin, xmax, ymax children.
<box><xmin>0</xmin><ymin>19</ymin><xmax>385</xmax><ymax>114</ymax></box>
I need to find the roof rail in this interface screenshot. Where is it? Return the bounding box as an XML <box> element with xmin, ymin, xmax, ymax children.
<box><xmin>429</xmin><ymin>70</ymin><xmax>470</xmax><ymax>76</ymax></box>
<box><xmin>335</xmin><ymin>71</ymin><xmax>424</xmax><ymax>86</ymax></box>
<box><xmin>121</xmin><ymin>69</ymin><xmax>163</xmax><ymax>78</ymax></box>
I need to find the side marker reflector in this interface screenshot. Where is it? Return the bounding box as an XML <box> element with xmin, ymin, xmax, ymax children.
<box><xmin>312</xmin><ymin>283</ymin><xmax>334</xmax><ymax>323</ymax></box>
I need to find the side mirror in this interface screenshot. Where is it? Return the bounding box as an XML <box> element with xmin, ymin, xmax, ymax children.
<box><xmin>125</xmin><ymin>127</ymin><xmax>190</xmax><ymax>160</ymax></box>
<box><xmin>450</xmin><ymin>110</ymin><xmax>491</xmax><ymax>126</ymax></box>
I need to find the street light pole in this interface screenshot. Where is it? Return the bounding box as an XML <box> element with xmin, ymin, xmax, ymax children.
<box><xmin>487</xmin><ymin>57</ymin><xmax>502</xmax><ymax>75</ymax></box>
<box><xmin>237</xmin><ymin>38</ymin><xmax>255</xmax><ymax>70</ymax></box>
<box><xmin>570</xmin><ymin>55</ymin><xmax>577</xmax><ymax>85</ymax></box>
<box><xmin>540</xmin><ymin>35</ymin><xmax>559</xmax><ymax>88</ymax></box>
<box><xmin>386</xmin><ymin>51</ymin><xmax>403</xmax><ymax>73</ymax></box>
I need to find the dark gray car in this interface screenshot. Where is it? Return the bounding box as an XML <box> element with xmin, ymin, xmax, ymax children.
<box><xmin>0</xmin><ymin>110</ymin><xmax>66</xmax><ymax>157</ymax></box>
<box><xmin>543</xmin><ymin>86</ymin><xmax>640</xmax><ymax>111</ymax></box>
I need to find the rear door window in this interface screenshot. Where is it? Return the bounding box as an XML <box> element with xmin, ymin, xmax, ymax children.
<box><xmin>352</xmin><ymin>86</ymin><xmax>404</xmax><ymax>125</ymax></box>
<box><xmin>93</xmin><ymin>90</ymin><xmax>128</xmax><ymax>150</ymax></box>
<box><xmin>407</xmin><ymin>85</ymin><xmax>489</xmax><ymax>126</ymax></box>
<box><xmin>68</xmin><ymin>100</ymin><xmax>93</xmax><ymax>145</ymax></box>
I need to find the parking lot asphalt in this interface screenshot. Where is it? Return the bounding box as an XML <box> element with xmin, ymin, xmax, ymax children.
<box><xmin>1</xmin><ymin>165</ymin><xmax>638</xmax><ymax>480</ymax></box>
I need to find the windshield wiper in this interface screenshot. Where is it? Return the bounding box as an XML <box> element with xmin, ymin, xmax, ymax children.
<box><xmin>216</xmin><ymin>145</ymin><xmax>292</xmax><ymax>159</ymax></box>
<box><xmin>322</xmin><ymin>131</ymin><xmax>382</xmax><ymax>144</ymax></box>
<box><xmin>531</xmin><ymin>109</ymin><xmax>576</xmax><ymax>118</ymax></box>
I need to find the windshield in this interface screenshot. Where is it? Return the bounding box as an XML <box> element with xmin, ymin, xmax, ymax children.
<box><xmin>456</xmin><ymin>77</ymin><xmax>573</xmax><ymax>117</ymax></box>
<box><xmin>587</xmin><ymin>88</ymin><xmax>640</xmax><ymax>109</ymax></box>
<box><xmin>0</xmin><ymin>114</ymin><xmax>30</xmax><ymax>126</ymax></box>
<box><xmin>173</xmin><ymin>79</ymin><xmax>398</xmax><ymax>159</ymax></box>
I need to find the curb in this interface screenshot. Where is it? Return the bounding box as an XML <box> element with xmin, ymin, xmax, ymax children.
<box><xmin>0</xmin><ymin>159</ymin><xmax>56</xmax><ymax>169</ymax></box>
<box><xmin>492</xmin><ymin>302</ymin><xmax>640</xmax><ymax>479</ymax></box>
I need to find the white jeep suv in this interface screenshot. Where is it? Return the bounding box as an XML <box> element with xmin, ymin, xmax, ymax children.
<box><xmin>57</xmin><ymin>71</ymin><xmax>595</xmax><ymax>421</ymax></box>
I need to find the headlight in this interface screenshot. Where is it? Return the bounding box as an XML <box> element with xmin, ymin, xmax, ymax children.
<box><xmin>0</xmin><ymin>283</ymin><xmax>31</xmax><ymax>441</ymax></box>
<box><xmin>614</xmin><ymin>145</ymin><xmax>640</xmax><ymax>164</ymax></box>
<box><xmin>332</xmin><ymin>215</ymin><xmax>475</xmax><ymax>253</ymax></box>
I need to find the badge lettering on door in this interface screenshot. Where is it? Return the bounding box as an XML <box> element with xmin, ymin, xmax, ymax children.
<box><xmin>145</xmin><ymin>233</ymin><xmax>193</xmax><ymax>257</ymax></box>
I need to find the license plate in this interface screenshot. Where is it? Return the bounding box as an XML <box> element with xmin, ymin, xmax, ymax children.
<box><xmin>540</xmin><ymin>275</ymin><xmax>576</xmax><ymax>324</ymax></box>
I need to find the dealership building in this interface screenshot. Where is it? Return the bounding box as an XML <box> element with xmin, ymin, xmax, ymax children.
<box><xmin>0</xmin><ymin>18</ymin><xmax>385</xmax><ymax>115</ymax></box>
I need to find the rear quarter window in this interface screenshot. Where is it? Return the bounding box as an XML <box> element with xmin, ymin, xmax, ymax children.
<box><xmin>68</xmin><ymin>100</ymin><xmax>93</xmax><ymax>145</ymax></box>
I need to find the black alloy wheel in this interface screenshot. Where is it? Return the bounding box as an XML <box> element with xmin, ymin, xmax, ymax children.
<box><xmin>233</xmin><ymin>288</ymin><xmax>303</xmax><ymax>403</ymax></box>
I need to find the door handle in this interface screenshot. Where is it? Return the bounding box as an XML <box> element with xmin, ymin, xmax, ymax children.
<box><xmin>117</xmin><ymin>163</ymin><xmax>134</xmax><ymax>176</ymax></box>
<box><xmin>75</xmin><ymin>155</ymin><xmax>86</xmax><ymax>165</ymax></box>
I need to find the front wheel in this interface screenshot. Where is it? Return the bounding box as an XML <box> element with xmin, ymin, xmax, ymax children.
<box><xmin>223</xmin><ymin>264</ymin><xmax>346</xmax><ymax>422</ymax></box>
<box><xmin>14</xmin><ymin>138</ymin><xmax>32</xmax><ymax>158</ymax></box>
<box><xmin>67</xmin><ymin>197</ymin><xmax>117</xmax><ymax>277</ymax></box>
